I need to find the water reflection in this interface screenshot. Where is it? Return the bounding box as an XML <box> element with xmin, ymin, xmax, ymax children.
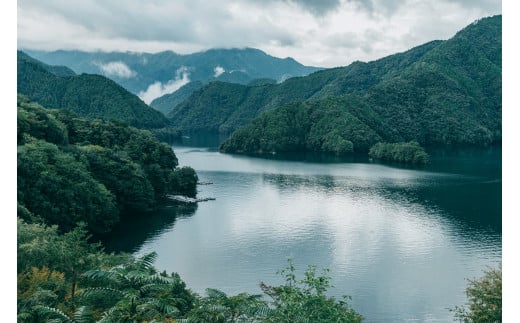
<box><xmin>99</xmin><ymin>202</ymin><xmax>198</xmax><ymax>253</ymax></box>
<box><xmin>261</xmin><ymin>168</ymin><xmax>500</xmax><ymax>233</ymax></box>
<box><xmin>103</xmin><ymin>144</ymin><xmax>501</xmax><ymax>322</ymax></box>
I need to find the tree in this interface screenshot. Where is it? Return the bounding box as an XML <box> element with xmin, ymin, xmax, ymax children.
<box><xmin>171</xmin><ymin>167</ymin><xmax>199</xmax><ymax>198</ymax></box>
<box><xmin>17</xmin><ymin>267</ymin><xmax>69</xmax><ymax>321</ymax></box>
<box><xmin>17</xmin><ymin>140</ymin><xmax>119</xmax><ymax>233</ymax></box>
<box><xmin>260</xmin><ymin>260</ymin><xmax>363</xmax><ymax>322</ymax></box>
<box><xmin>186</xmin><ymin>289</ymin><xmax>269</xmax><ymax>322</ymax></box>
<box><xmin>17</xmin><ymin>219</ymin><xmax>128</xmax><ymax>298</ymax></box>
<box><xmin>17</xmin><ymin>100</ymin><xmax>199</xmax><ymax>236</ymax></box>
<box><xmin>17</xmin><ymin>219</ymin><xmax>129</xmax><ymax>322</ymax></box>
<box><xmin>79</xmin><ymin>252</ymin><xmax>194</xmax><ymax>322</ymax></box>
<box><xmin>80</xmin><ymin>145</ymin><xmax>155</xmax><ymax>212</ymax></box>
<box><xmin>368</xmin><ymin>141</ymin><xmax>430</xmax><ymax>165</ymax></box>
<box><xmin>452</xmin><ymin>265</ymin><xmax>502</xmax><ymax>322</ymax></box>
<box><xmin>321</xmin><ymin>130</ymin><xmax>354</xmax><ymax>155</ymax></box>
<box><xmin>17</xmin><ymin>97</ymin><xmax>69</xmax><ymax>146</ymax></box>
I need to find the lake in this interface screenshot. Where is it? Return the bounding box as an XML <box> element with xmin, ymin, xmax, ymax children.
<box><xmin>103</xmin><ymin>137</ymin><xmax>501</xmax><ymax>322</ymax></box>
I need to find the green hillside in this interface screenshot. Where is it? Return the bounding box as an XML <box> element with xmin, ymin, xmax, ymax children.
<box><xmin>17</xmin><ymin>50</ymin><xmax>76</xmax><ymax>77</ymax></box>
<box><xmin>168</xmin><ymin>40</ymin><xmax>442</xmax><ymax>134</ymax></box>
<box><xmin>171</xmin><ymin>16</ymin><xmax>500</xmax><ymax>151</ymax></box>
<box><xmin>17</xmin><ymin>96</ymin><xmax>197</xmax><ymax>234</ymax></box>
<box><xmin>214</xmin><ymin>15</ymin><xmax>501</xmax><ymax>156</ymax></box>
<box><xmin>150</xmin><ymin>81</ymin><xmax>204</xmax><ymax>115</ymax></box>
<box><xmin>18</xmin><ymin>52</ymin><xmax>171</xmax><ymax>129</ymax></box>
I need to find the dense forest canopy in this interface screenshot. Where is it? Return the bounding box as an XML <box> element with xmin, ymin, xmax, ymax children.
<box><xmin>150</xmin><ymin>80</ymin><xmax>205</xmax><ymax>115</ymax></box>
<box><xmin>218</xmin><ymin>15</ymin><xmax>501</xmax><ymax>157</ymax></box>
<box><xmin>17</xmin><ymin>96</ymin><xmax>197</xmax><ymax>234</ymax></box>
<box><xmin>17</xmin><ymin>52</ymin><xmax>171</xmax><ymax>129</ymax></box>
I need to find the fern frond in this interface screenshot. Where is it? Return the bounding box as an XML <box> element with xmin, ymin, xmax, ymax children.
<box><xmin>125</xmin><ymin>271</ymin><xmax>172</xmax><ymax>287</ymax></box>
<box><xmin>244</xmin><ymin>303</ymin><xmax>273</xmax><ymax>317</ymax></box>
<box><xmin>72</xmin><ymin>305</ymin><xmax>94</xmax><ymax>323</ymax></box>
<box><xmin>81</xmin><ymin>268</ymin><xmax>120</xmax><ymax>284</ymax></box>
<box><xmin>17</xmin><ymin>312</ymin><xmax>34</xmax><ymax>321</ymax></box>
<box><xmin>141</xmin><ymin>297</ymin><xmax>181</xmax><ymax>315</ymax></box>
<box><xmin>98</xmin><ymin>306</ymin><xmax>127</xmax><ymax>323</ymax></box>
<box><xmin>140</xmin><ymin>282</ymin><xmax>173</xmax><ymax>295</ymax></box>
<box><xmin>205</xmin><ymin>288</ymin><xmax>228</xmax><ymax>300</ymax></box>
<box><xmin>79</xmin><ymin>286</ymin><xmax>125</xmax><ymax>300</ymax></box>
<box><xmin>33</xmin><ymin>305</ymin><xmax>72</xmax><ymax>322</ymax></box>
<box><xmin>135</xmin><ymin>252</ymin><xmax>158</xmax><ymax>270</ymax></box>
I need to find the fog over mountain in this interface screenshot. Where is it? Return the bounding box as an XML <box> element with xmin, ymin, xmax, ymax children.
<box><xmin>26</xmin><ymin>48</ymin><xmax>321</xmax><ymax>105</ymax></box>
<box><xmin>18</xmin><ymin>0</ymin><xmax>501</xmax><ymax>68</ymax></box>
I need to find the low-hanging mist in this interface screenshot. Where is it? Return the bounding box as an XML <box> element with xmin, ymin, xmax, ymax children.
<box><xmin>139</xmin><ymin>66</ymin><xmax>190</xmax><ymax>104</ymax></box>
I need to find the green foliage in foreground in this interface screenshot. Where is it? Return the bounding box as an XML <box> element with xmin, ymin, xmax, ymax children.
<box><xmin>17</xmin><ymin>97</ymin><xmax>197</xmax><ymax>234</ymax></box>
<box><xmin>17</xmin><ymin>219</ymin><xmax>363</xmax><ymax>322</ymax></box>
<box><xmin>368</xmin><ymin>141</ymin><xmax>430</xmax><ymax>165</ymax></box>
<box><xmin>259</xmin><ymin>260</ymin><xmax>363</xmax><ymax>322</ymax></box>
<box><xmin>18</xmin><ymin>219</ymin><xmax>497</xmax><ymax>322</ymax></box>
<box><xmin>452</xmin><ymin>266</ymin><xmax>502</xmax><ymax>322</ymax></box>
<box><xmin>17</xmin><ymin>219</ymin><xmax>131</xmax><ymax>321</ymax></box>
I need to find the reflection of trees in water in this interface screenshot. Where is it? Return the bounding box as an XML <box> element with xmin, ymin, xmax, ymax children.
<box><xmin>262</xmin><ymin>172</ymin><xmax>501</xmax><ymax>234</ymax></box>
<box><xmin>246</xmin><ymin>151</ymin><xmax>369</xmax><ymax>163</ymax></box>
<box><xmin>169</xmin><ymin>131</ymin><xmax>227</xmax><ymax>148</ymax></box>
<box><xmin>96</xmin><ymin>202</ymin><xmax>198</xmax><ymax>253</ymax></box>
<box><xmin>411</xmin><ymin>179</ymin><xmax>501</xmax><ymax>232</ymax></box>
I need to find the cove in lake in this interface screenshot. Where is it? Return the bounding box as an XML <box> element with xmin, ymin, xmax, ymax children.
<box><xmin>102</xmin><ymin>136</ymin><xmax>501</xmax><ymax>322</ymax></box>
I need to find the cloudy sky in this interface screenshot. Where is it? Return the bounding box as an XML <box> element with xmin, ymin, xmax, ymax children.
<box><xmin>18</xmin><ymin>0</ymin><xmax>501</xmax><ymax>68</ymax></box>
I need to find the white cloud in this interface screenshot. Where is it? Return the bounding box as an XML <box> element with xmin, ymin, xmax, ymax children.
<box><xmin>95</xmin><ymin>61</ymin><xmax>136</xmax><ymax>78</ymax></box>
<box><xmin>213</xmin><ymin>65</ymin><xmax>225</xmax><ymax>77</ymax></box>
<box><xmin>17</xmin><ymin>0</ymin><xmax>501</xmax><ymax>68</ymax></box>
<box><xmin>138</xmin><ymin>66</ymin><xmax>190</xmax><ymax>104</ymax></box>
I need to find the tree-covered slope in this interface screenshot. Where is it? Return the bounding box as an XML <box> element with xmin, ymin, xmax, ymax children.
<box><xmin>168</xmin><ymin>81</ymin><xmax>278</xmax><ymax>133</ymax></box>
<box><xmin>363</xmin><ymin>15</ymin><xmax>501</xmax><ymax>145</ymax></box>
<box><xmin>220</xmin><ymin>15</ymin><xmax>501</xmax><ymax>155</ymax></box>
<box><xmin>150</xmin><ymin>81</ymin><xmax>204</xmax><ymax>115</ymax></box>
<box><xmin>17</xmin><ymin>52</ymin><xmax>171</xmax><ymax>129</ymax></box>
<box><xmin>17</xmin><ymin>96</ymin><xmax>197</xmax><ymax>234</ymax></box>
<box><xmin>17</xmin><ymin>50</ymin><xmax>76</xmax><ymax>77</ymax></box>
<box><xmin>168</xmin><ymin>40</ymin><xmax>442</xmax><ymax>134</ymax></box>
<box><xmin>170</xmin><ymin>16</ymin><xmax>500</xmax><ymax>141</ymax></box>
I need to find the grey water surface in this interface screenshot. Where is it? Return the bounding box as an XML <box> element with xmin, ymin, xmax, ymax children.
<box><xmin>103</xmin><ymin>139</ymin><xmax>501</xmax><ymax>322</ymax></box>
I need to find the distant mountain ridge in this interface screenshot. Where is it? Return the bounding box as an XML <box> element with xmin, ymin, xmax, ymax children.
<box><xmin>18</xmin><ymin>51</ymin><xmax>77</xmax><ymax>77</ymax></box>
<box><xmin>23</xmin><ymin>47</ymin><xmax>322</xmax><ymax>110</ymax></box>
<box><xmin>167</xmin><ymin>40</ymin><xmax>443</xmax><ymax>134</ymax></box>
<box><xmin>173</xmin><ymin>15</ymin><xmax>501</xmax><ymax>153</ymax></box>
<box><xmin>17</xmin><ymin>51</ymin><xmax>170</xmax><ymax>129</ymax></box>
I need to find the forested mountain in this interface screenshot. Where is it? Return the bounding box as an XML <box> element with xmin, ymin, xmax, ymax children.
<box><xmin>181</xmin><ymin>15</ymin><xmax>501</xmax><ymax>154</ymax></box>
<box><xmin>150</xmin><ymin>81</ymin><xmax>204</xmax><ymax>115</ymax></box>
<box><xmin>23</xmin><ymin>48</ymin><xmax>321</xmax><ymax>109</ymax></box>
<box><xmin>17</xmin><ymin>96</ymin><xmax>197</xmax><ymax>234</ymax></box>
<box><xmin>17</xmin><ymin>51</ymin><xmax>171</xmax><ymax>129</ymax></box>
<box><xmin>168</xmin><ymin>40</ymin><xmax>442</xmax><ymax>134</ymax></box>
<box><xmin>17</xmin><ymin>50</ymin><xmax>76</xmax><ymax>77</ymax></box>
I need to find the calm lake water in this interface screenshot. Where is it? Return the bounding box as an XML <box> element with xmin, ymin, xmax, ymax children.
<box><xmin>103</xmin><ymin>137</ymin><xmax>501</xmax><ymax>322</ymax></box>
